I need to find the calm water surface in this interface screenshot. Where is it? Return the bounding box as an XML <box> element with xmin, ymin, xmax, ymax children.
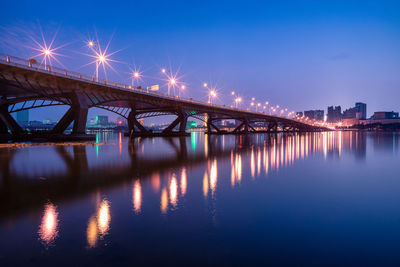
<box><xmin>1</xmin><ymin>131</ymin><xmax>400</xmax><ymax>265</ymax></box>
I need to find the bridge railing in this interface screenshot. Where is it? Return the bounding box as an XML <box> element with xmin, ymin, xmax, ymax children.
<box><xmin>0</xmin><ymin>53</ymin><xmax>327</xmax><ymax>128</ymax></box>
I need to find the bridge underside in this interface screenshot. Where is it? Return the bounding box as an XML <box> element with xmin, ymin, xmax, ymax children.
<box><xmin>0</xmin><ymin>60</ymin><xmax>329</xmax><ymax>142</ymax></box>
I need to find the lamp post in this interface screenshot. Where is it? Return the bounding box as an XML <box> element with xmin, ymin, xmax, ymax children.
<box><xmin>256</xmin><ymin>103</ymin><xmax>261</xmax><ymax>112</ymax></box>
<box><xmin>234</xmin><ymin>97</ymin><xmax>242</xmax><ymax>108</ymax></box>
<box><xmin>132</xmin><ymin>71</ymin><xmax>140</xmax><ymax>88</ymax></box>
<box><xmin>88</xmin><ymin>41</ymin><xmax>100</xmax><ymax>82</ymax></box>
<box><xmin>208</xmin><ymin>90</ymin><xmax>217</xmax><ymax>104</ymax></box>
<box><xmin>204</xmin><ymin>82</ymin><xmax>217</xmax><ymax>104</ymax></box>
<box><xmin>179</xmin><ymin>85</ymin><xmax>185</xmax><ymax>97</ymax></box>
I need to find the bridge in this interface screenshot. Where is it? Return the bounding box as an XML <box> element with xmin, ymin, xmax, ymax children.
<box><xmin>0</xmin><ymin>54</ymin><xmax>329</xmax><ymax>141</ymax></box>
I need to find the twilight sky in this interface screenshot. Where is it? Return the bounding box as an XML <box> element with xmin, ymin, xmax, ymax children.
<box><xmin>1</xmin><ymin>0</ymin><xmax>400</xmax><ymax>121</ymax></box>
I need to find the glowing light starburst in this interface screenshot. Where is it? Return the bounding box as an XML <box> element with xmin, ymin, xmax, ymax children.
<box><xmin>160</xmin><ymin>66</ymin><xmax>185</xmax><ymax>96</ymax></box>
<box><xmin>203</xmin><ymin>82</ymin><xmax>219</xmax><ymax>104</ymax></box>
<box><xmin>29</xmin><ymin>25</ymin><xmax>67</xmax><ymax>69</ymax></box>
<box><xmin>81</xmin><ymin>34</ymin><xmax>122</xmax><ymax>81</ymax></box>
<box><xmin>128</xmin><ymin>65</ymin><xmax>144</xmax><ymax>88</ymax></box>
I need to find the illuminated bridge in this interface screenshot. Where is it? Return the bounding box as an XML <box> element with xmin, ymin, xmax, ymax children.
<box><xmin>0</xmin><ymin>54</ymin><xmax>329</xmax><ymax>141</ymax></box>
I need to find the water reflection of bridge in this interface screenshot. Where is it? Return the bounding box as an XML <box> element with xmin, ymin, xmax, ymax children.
<box><xmin>0</xmin><ymin>131</ymin><xmax>389</xmax><ymax>222</ymax></box>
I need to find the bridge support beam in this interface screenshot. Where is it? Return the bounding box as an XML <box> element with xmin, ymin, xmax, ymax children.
<box><xmin>52</xmin><ymin>107</ymin><xmax>74</xmax><ymax>134</ymax></box>
<box><xmin>52</xmin><ymin>106</ymin><xmax>88</xmax><ymax>135</ymax></box>
<box><xmin>232</xmin><ymin>121</ymin><xmax>245</xmax><ymax>133</ymax></box>
<box><xmin>267</xmin><ymin>121</ymin><xmax>278</xmax><ymax>133</ymax></box>
<box><xmin>128</xmin><ymin>110</ymin><xmax>150</xmax><ymax>136</ymax></box>
<box><xmin>162</xmin><ymin>111</ymin><xmax>188</xmax><ymax>134</ymax></box>
<box><xmin>49</xmin><ymin>92</ymin><xmax>93</xmax><ymax>140</ymax></box>
<box><xmin>72</xmin><ymin>107</ymin><xmax>88</xmax><ymax>135</ymax></box>
<box><xmin>0</xmin><ymin>106</ymin><xmax>23</xmax><ymax>136</ymax></box>
<box><xmin>206</xmin><ymin>117</ymin><xmax>222</xmax><ymax>134</ymax></box>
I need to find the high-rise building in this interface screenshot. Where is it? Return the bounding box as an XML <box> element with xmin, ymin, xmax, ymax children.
<box><xmin>327</xmin><ymin>106</ymin><xmax>342</xmax><ymax>123</ymax></box>
<box><xmin>355</xmin><ymin>102</ymin><xmax>367</xmax><ymax>119</ymax></box>
<box><xmin>16</xmin><ymin>110</ymin><xmax>29</xmax><ymax>123</ymax></box>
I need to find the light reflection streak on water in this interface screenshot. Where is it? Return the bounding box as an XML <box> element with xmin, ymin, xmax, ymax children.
<box><xmin>181</xmin><ymin>168</ymin><xmax>187</xmax><ymax>196</ymax></box>
<box><xmin>203</xmin><ymin>172</ymin><xmax>209</xmax><ymax>197</ymax></box>
<box><xmin>133</xmin><ymin>180</ymin><xmax>142</xmax><ymax>214</ymax></box>
<box><xmin>231</xmin><ymin>152</ymin><xmax>242</xmax><ymax>187</ymax></box>
<box><xmin>151</xmin><ymin>172</ymin><xmax>161</xmax><ymax>193</ymax></box>
<box><xmin>204</xmin><ymin>134</ymin><xmax>208</xmax><ymax>157</ymax></box>
<box><xmin>264</xmin><ymin>145</ymin><xmax>269</xmax><ymax>175</ymax></box>
<box><xmin>161</xmin><ymin>188</ymin><xmax>168</xmax><ymax>214</ymax></box>
<box><xmin>87</xmin><ymin>216</ymin><xmax>98</xmax><ymax>248</ymax></box>
<box><xmin>96</xmin><ymin>133</ymin><xmax>99</xmax><ymax>158</ymax></box>
<box><xmin>257</xmin><ymin>147</ymin><xmax>261</xmax><ymax>176</ymax></box>
<box><xmin>191</xmin><ymin>132</ymin><xmax>196</xmax><ymax>151</ymax></box>
<box><xmin>119</xmin><ymin>132</ymin><xmax>122</xmax><ymax>155</ymax></box>
<box><xmin>38</xmin><ymin>203</ymin><xmax>59</xmax><ymax>246</ymax></box>
<box><xmin>209</xmin><ymin>159</ymin><xmax>217</xmax><ymax>195</ymax></box>
<box><xmin>97</xmin><ymin>199</ymin><xmax>110</xmax><ymax>236</ymax></box>
<box><xmin>169</xmin><ymin>174</ymin><xmax>178</xmax><ymax>207</ymax></box>
<box><xmin>250</xmin><ymin>147</ymin><xmax>255</xmax><ymax>179</ymax></box>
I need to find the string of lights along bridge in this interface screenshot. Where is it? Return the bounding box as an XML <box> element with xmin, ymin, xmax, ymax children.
<box><xmin>0</xmin><ymin>31</ymin><xmax>331</xmax><ymax>141</ymax></box>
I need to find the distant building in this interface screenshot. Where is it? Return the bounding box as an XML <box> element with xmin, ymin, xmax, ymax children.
<box><xmin>327</xmin><ymin>106</ymin><xmax>342</xmax><ymax>123</ymax></box>
<box><xmin>96</xmin><ymin>115</ymin><xmax>108</xmax><ymax>126</ymax></box>
<box><xmin>304</xmin><ymin>110</ymin><xmax>324</xmax><ymax>121</ymax></box>
<box><xmin>355</xmin><ymin>102</ymin><xmax>367</xmax><ymax>119</ymax></box>
<box><xmin>16</xmin><ymin>110</ymin><xmax>29</xmax><ymax>123</ymax></box>
<box><xmin>342</xmin><ymin>107</ymin><xmax>357</xmax><ymax>119</ymax></box>
<box><xmin>373</xmin><ymin>111</ymin><xmax>399</xmax><ymax>120</ymax></box>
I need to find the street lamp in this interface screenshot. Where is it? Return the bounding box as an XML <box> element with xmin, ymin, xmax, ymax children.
<box><xmin>234</xmin><ymin>97</ymin><xmax>242</xmax><ymax>108</ymax></box>
<box><xmin>256</xmin><ymin>103</ymin><xmax>261</xmax><ymax>112</ymax></box>
<box><xmin>162</xmin><ymin>68</ymin><xmax>180</xmax><ymax>96</ymax></box>
<box><xmin>208</xmin><ymin>90</ymin><xmax>217</xmax><ymax>104</ymax></box>
<box><xmin>179</xmin><ymin>85</ymin><xmax>185</xmax><ymax>97</ymax></box>
<box><xmin>204</xmin><ymin>82</ymin><xmax>217</xmax><ymax>104</ymax></box>
<box><xmin>131</xmin><ymin>71</ymin><xmax>140</xmax><ymax>87</ymax></box>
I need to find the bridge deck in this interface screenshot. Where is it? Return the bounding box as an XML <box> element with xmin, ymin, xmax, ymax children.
<box><xmin>0</xmin><ymin>54</ymin><xmax>330</xmax><ymax>141</ymax></box>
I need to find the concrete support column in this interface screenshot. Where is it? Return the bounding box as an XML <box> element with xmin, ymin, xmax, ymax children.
<box><xmin>243</xmin><ymin>119</ymin><xmax>249</xmax><ymax>133</ymax></box>
<box><xmin>179</xmin><ymin>115</ymin><xmax>188</xmax><ymax>132</ymax></box>
<box><xmin>51</xmin><ymin>91</ymin><xmax>89</xmax><ymax>135</ymax></box>
<box><xmin>206</xmin><ymin>116</ymin><xmax>212</xmax><ymax>134</ymax></box>
<box><xmin>72</xmin><ymin>107</ymin><xmax>88</xmax><ymax>135</ymax></box>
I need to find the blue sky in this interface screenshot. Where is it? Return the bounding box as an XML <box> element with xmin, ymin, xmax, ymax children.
<box><xmin>1</xmin><ymin>0</ymin><xmax>400</xmax><ymax>121</ymax></box>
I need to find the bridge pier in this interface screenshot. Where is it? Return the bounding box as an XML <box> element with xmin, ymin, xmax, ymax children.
<box><xmin>48</xmin><ymin>92</ymin><xmax>94</xmax><ymax>141</ymax></box>
<box><xmin>52</xmin><ymin>106</ymin><xmax>89</xmax><ymax>135</ymax></box>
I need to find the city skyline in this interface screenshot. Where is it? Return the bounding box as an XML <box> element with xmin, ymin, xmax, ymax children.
<box><xmin>1</xmin><ymin>0</ymin><xmax>400</xmax><ymax>121</ymax></box>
